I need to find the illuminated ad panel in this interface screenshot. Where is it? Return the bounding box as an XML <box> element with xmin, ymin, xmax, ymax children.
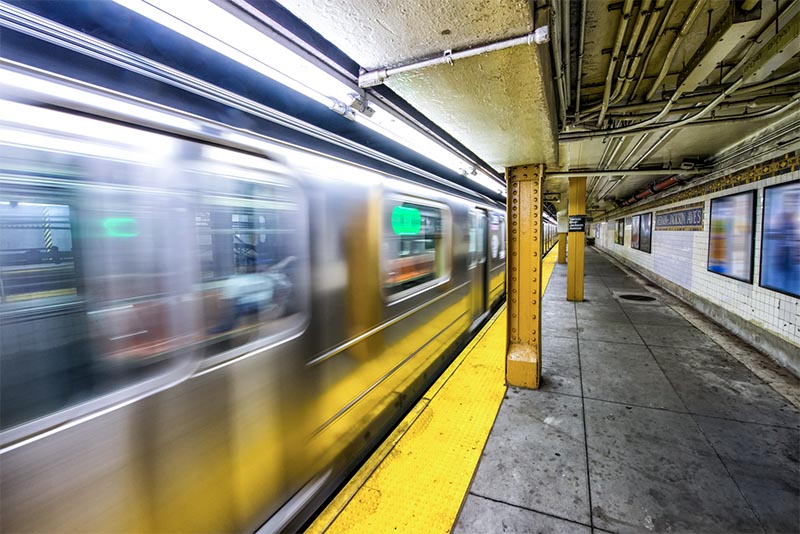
<box><xmin>760</xmin><ymin>180</ymin><xmax>800</xmax><ymax>297</ymax></box>
<box><xmin>707</xmin><ymin>190</ymin><xmax>756</xmax><ymax>283</ymax></box>
<box><xmin>631</xmin><ymin>215</ymin><xmax>640</xmax><ymax>249</ymax></box>
<box><xmin>639</xmin><ymin>212</ymin><xmax>652</xmax><ymax>253</ymax></box>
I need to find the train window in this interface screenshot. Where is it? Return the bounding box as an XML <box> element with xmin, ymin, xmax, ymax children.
<box><xmin>469</xmin><ymin>210</ymin><xmax>487</xmax><ymax>268</ymax></box>
<box><xmin>383</xmin><ymin>198</ymin><xmax>450</xmax><ymax>300</ymax></box>
<box><xmin>490</xmin><ymin>213</ymin><xmax>506</xmax><ymax>260</ymax></box>
<box><xmin>0</xmin><ymin>200</ymin><xmax>78</xmax><ymax>303</ymax></box>
<box><xmin>499</xmin><ymin>215</ymin><xmax>506</xmax><ymax>259</ymax></box>
<box><xmin>0</xmin><ymin>181</ymin><xmax>188</xmax><ymax>432</ymax></box>
<box><xmin>194</xmin><ymin>178</ymin><xmax>307</xmax><ymax>358</ymax></box>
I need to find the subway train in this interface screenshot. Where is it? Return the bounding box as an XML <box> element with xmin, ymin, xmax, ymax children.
<box><xmin>0</xmin><ymin>66</ymin><xmax>522</xmax><ymax>533</ymax></box>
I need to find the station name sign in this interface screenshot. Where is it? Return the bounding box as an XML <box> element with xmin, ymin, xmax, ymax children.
<box><xmin>568</xmin><ymin>215</ymin><xmax>587</xmax><ymax>232</ymax></box>
<box><xmin>654</xmin><ymin>202</ymin><xmax>704</xmax><ymax>231</ymax></box>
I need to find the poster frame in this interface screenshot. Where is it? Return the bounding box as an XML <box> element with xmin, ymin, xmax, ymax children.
<box><xmin>639</xmin><ymin>212</ymin><xmax>652</xmax><ymax>253</ymax></box>
<box><xmin>706</xmin><ymin>189</ymin><xmax>756</xmax><ymax>283</ymax></box>
<box><xmin>758</xmin><ymin>179</ymin><xmax>800</xmax><ymax>298</ymax></box>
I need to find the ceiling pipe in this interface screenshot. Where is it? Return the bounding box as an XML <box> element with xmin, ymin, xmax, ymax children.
<box><xmin>597</xmin><ymin>0</ymin><xmax>635</xmax><ymax>126</ymax></box>
<box><xmin>549</xmin><ymin>3</ymin><xmax>568</xmax><ymax>126</ymax></box>
<box><xmin>618</xmin><ymin>171</ymin><xmax>696</xmax><ymax>206</ymax></box>
<box><xmin>585</xmin><ymin>135</ymin><xmax>619</xmax><ymax>200</ymax></box>
<box><xmin>645</xmin><ymin>0</ymin><xmax>707</xmax><ymax>101</ymax></box>
<box><xmin>570</xmin><ymin>72</ymin><xmax>799</xmax><ymax>125</ymax></box>
<box><xmin>574</xmin><ymin>0</ymin><xmax>587</xmax><ymax>118</ymax></box>
<box><xmin>561</xmin><ymin>92</ymin><xmax>798</xmax><ymax>141</ymax></box>
<box><xmin>581</xmin><ymin>0</ymin><xmax>663</xmax><ymax>117</ymax></box>
<box><xmin>594</xmin><ymin>80</ymin><xmax>800</xmax><ymax>115</ymax></box>
<box><xmin>561</xmin><ymin>0</ymin><xmax>571</xmax><ymax>109</ymax></box>
<box><xmin>608</xmin><ymin>0</ymin><xmax>654</xmax><ymax>104</ymax></box>
<box><xmin>630</xmin><ymin>0</ymin><xmax>678</xmax><ymax>99</ymax></box>
<box><xmin>591</xmin><ymin>132</ymin><xmax>653</xmax><ymax>202</ymax></box>
<box><xmin>358</xmin><ymin>28</ymin><xmax>550</xmax><ymax>88</ymax></box>
<box><xmin>617</xmin><ymin>0</ymin><xmax>667</xmax><ymax>102</ymax></box>
<box><xmin>574</xmin><ymin>2</ymin><xmax>722</xmax><ymax>140</ymax></box>
<box><xmin>605</xmin><ymin>94</ymin><xmax>796</xmax><ymax>118</ymax></box>
<box><xmin>547</xmin><ymin>168</ymin><xmax>706</xmax><ymax>178</ymax></box>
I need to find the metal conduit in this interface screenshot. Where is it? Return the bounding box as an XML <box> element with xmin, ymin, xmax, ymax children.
<box><xmin>630</xmin><ymin>0</ymin><xmax>677</xmax><ymax>99</ymax></box>
<box><xmin>597</xmin><ymin>0</ymin><xmax>634</xmax><ymax>126</ymax></box>
<box><xmin>560</xmin><ymin>0</ymin><xmax>571</xmax><ymax>108</ymax></box>
<box><xmin>609</xmin><ymin>131</ymin><xmax>684</xmax><ymax>205</ymax></box>
<box><xmin>609</xmin><ymin>0</ymin><xmax>653</xmax><ymax>104</ymax></box>
<box><xmin>575</xmin><ymin>0</ymin><xmax>587</xmax><ymax>118</ymax></box>
<box><xmin>358</xmin><ymin>28</ymin><xmax>550</xmax><ymax>88</ymax></box>
<box><xmin>548</xmin><ymin>168</ymin><xmax>705</xmax><ymax>178</ymax></box>
<box><xmin>580</xmin><ymin>0</ymin><xmax>661</xmax><ymax>117</ymax></box>
<box><xmin>589</xmin><ymin>1</ymin><xmax>708</xmax><ymax>132</ymax></box>
<box><xmin>594</xmin><ymin>132</ymin><xmax>654</xmax><ymax>203</ymax></box>
<box><xmin>617</xmin><ymin>0</ymin><xmax>667</xmax><ymax>102</ymax></box>
<box><xmin>572</xmin><ymin>77</ymin><xmax>799</xmax><ymax>126</ymax></box>
<box><xmin>550</xmin><ymin>3</ymin><xmax>568</xmax><ymax>126</ymax></box>
<box><xmin>603</xmin><ymin>95</ymin><xmax>796</xmax><ymax>120</ymax></box>
<box><xmin>585</xmin><ymin>136</ymin><xmax>617</xmax><ymax>200</ymax></box>
<box><xmin>645</xmin><ymin>0</ymin><xmax>707</xmax><ymax>101</ymax></box>
<box><xmin>562</xmin><ymin>93</ymin><xmax>798</xmax><ymax>141</ymax></box>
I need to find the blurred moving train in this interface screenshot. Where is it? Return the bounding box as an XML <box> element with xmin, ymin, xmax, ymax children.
<box><xmin>0</xmin><ymin>66</ymin><xmax>554</xmax><ymax>532</ymax></box>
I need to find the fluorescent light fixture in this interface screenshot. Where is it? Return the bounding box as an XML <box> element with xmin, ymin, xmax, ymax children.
<box><xmin>467</xmin><ymin>170</ymin><xmax>506</xmax><ymax>196</ymax></box>
<box><xmin>355</xmin><ymin>105</ymin><xmax>466</xmax><ymax>173</ymax></box>
<box><xmin>113</xmin><ymin>0</ymin><xmax>351</xmax><ymax>107</ymax></box>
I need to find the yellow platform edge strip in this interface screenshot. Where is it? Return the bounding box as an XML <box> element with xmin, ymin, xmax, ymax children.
<box><xmin>308</xmin><ymin>246</ymin><xmax>558</xmax><ymax>534</ymax></box>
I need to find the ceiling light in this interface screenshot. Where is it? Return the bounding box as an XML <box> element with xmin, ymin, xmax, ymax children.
<box><xmin>113</xmin><ymin>0</ymin><xmax>352</xmax><ymax>107</ymax></box>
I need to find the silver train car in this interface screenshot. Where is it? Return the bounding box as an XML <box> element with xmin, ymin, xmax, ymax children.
<box><xmin>0</xmin><ymin>72</ymin><xmax>507</xmax><ymax>532</ymax></box>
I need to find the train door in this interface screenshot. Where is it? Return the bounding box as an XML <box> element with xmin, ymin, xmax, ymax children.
<box><xmin>469</xmin><ymin>208</ymin><xmax>488</xmax><ymax>322</ymax></box>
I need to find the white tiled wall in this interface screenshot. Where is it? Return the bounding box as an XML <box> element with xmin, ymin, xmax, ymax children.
<box><xmin>598</xmin><ymin>171</ymin><xmax>800</xmax><ymax>351</ymax></box>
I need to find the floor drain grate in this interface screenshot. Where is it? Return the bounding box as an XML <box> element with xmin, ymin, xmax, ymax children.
<box><xmin>618</xmin><ymin>294</ymin><xmax>657</xmax><ymax>302</ymax></box>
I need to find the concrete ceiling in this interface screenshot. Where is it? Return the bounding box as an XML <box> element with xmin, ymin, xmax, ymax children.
<box><xmin>267</xmin><ymin>0</ymin><xmax>800</xmax><ymax>218</ymax></box>
<box><xmin>272</xmin><ymin>0</ymin><xmax>558</xmax><ymax>171</ymax></box>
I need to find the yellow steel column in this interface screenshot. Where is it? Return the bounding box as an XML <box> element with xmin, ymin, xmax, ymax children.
<box><xmin>557</xmin><ymin>233</ymin><xmax>567</xmax><ymax>264</ymax></box>
<box><xmin>506</xmin><ymin>164</ymin><xmax>543</xmax><ymax>389</ymax></box>
<box><xmin>566</xmin><ymin>176</ymin><xmax>586</xmax><ymax>302</ymax></box>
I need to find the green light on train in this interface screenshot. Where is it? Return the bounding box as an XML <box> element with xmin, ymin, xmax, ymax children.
<box><xmin>103</xmin><ymin>217</ymin><xmax>139</xmax><ymax>237</ymax></box>
<box><xmin>391</xmin><ymin>205</ymin><xmax>421</xmax><ymax>235</ymax></box>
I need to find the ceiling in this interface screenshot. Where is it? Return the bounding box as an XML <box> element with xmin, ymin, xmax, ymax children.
<box><xmin>267</xmin><ymin>0</ymin><xmax>558</xmax><ymax>170</ymax></box>
<box><xmin>252</xmin><ymin>0</ymin><xmax>799</xmax><ymax>219</ymax></box>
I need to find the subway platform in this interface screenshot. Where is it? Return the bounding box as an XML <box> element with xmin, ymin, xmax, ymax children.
<box><xmin>311</xmin><ymin>247</ymin><xmax>799</xmax><ymax>534</ymax></box>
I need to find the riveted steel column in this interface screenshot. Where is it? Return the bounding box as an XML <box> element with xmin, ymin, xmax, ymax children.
<box><xmin>506</xmin><ymin>164</ymin><xmax>543</xmax><ymax>389</ymax></box>
<box><xmin>567</xmin><ymin>176</ymin><xmax>586</xmax><ymax>302</ymax></box>
<box><xmin>557</xmin><ymin>233</ymin><xmax>567</xmax><ymax>264</ymax></box>
<box><xmin>557</xmin><ymin>210</ymin><xmax>568</xmax><ymax>264</ymax></box>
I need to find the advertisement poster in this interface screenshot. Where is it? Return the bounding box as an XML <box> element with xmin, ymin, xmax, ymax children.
<box><xmin>760</xmin><ymin>180</ymin><xmax>800</xmax><ymax>297</ymax></box>
<box><xmin>631</xmin><ymin>215</ymin><xmax>640</xmax><ymax>249</ymax></box>
<box><xmin>616</xmin><ymin>219</ymin><xmax>624</xmax><ymax>244</ymax></box>
<box><xmin>707</xmin><ymin>191</ymin><xmax>755</xmax><ymax>282</ymax></box>
<box><xmin>639</xmin><ymin>212</ymin><xmax>652</xmax><ymax>253</ymax></box>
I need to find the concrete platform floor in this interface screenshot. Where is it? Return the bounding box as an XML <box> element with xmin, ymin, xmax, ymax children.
<box><xmin>455</xmin><ymin>247</ymin><xmax>800</xmax><ymax>534</ymax></box>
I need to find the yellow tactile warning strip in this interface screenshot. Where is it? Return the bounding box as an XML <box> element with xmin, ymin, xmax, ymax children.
<box><xmin>308</xmin><ymin>246</ymin><xmax>559</xmax><ymax>534</ymax></box>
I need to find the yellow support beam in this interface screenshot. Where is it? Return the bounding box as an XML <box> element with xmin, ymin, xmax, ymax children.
<box><xmin>505</xmin><ymin>164</ymin><xmax>543</xmax><ymax>389</ymax></box>
<box><xmin>557</xmin><ymin>233</ymin><xmax>567</xmax><ymax>264</ymax></box>
<box><xmin>567</xmin><ymin>176</ymin><xmax>586</xmax><ymax>302</ymax></box>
